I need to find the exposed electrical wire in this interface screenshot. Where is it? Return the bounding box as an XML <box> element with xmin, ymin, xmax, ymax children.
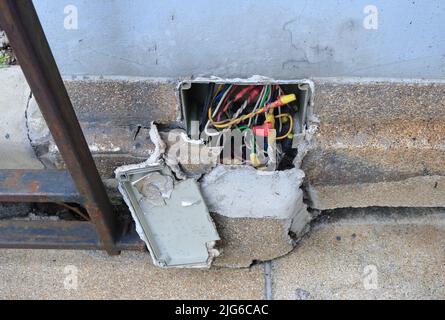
<box><xmin>199</xmin><ymin>83</ymin><xmax>298</xmax><ymax>167</ymax></box>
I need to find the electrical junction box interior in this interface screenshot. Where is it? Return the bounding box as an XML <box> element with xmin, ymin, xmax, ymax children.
<box><xmin>179</xmin><ymin>79</ymin><xmax>312</xmax><ymax>170</ymax></box>
<box><xmin>115</xmin><ymin>79</ymin><xmax>313</xmax><ymax>269</ymax></box>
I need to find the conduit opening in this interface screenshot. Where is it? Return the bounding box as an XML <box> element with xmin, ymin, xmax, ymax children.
<box><xmin>179</xmin><ymin>80</ymin><xmax>311</xmax><ymax>170</ymax></box>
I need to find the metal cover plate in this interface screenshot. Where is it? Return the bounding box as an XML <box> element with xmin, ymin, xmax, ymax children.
<box><xmin>116</xmin><ymin>165</ymin><xmax>220</xmax><ymax>268</ymax></box>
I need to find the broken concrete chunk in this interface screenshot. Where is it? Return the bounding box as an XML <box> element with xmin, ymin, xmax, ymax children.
<box><xmin>27</xmin><ymin>95</ymin><xmax>50</xmax><ymax>144</ymax></box>
<box><xmin>200</xmin><ymin>165</ymin><xmax>306</xmax><ymax>219</ymax></box>
<box><xmin>201</xmin><ymin>165</ymin><xmax>312</xmax><ymax>267</ymax></box>
<box><xmin>211</xmin><ymin>214</ymin><xmax>296</xmax><ymax>268</ymax></box>
<box><xmin>161</xmin><ymin>129</ymin><xmax>221</xmax><ymax>178</ymax></box>
<box><xmin>290</xmin><ymin>204</ymin><xmax>312</xmax><ymax>238</ymax></box>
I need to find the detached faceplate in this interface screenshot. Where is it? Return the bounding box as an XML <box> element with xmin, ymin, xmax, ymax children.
<box><xmin>116</xmin><ymin>165</ymin><xmax>220</xmax><ymax>268</ymax></box>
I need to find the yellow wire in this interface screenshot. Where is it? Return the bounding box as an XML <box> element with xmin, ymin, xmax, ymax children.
<box><xmin>275</xmin><ymin>114</ymin><xmax>293</xmax><ymax>140</ymax></box>
<box><xmin>207</xmin><ymin>92</ymin><xmax>294</xmax><ymax>137</ymax></box>
<box><xmin>208</xmin><ymin>104</ymin><xmax>274</xmax><ymax>129</ymax></box>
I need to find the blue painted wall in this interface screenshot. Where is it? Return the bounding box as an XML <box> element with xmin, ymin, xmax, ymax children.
<box><xmin>33</xmin><ymin>0</ymin><xmax>445</xmax><ymax>79</ymax></box>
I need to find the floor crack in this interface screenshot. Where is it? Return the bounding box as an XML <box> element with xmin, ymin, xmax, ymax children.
<box><xmin>24</xmin><ymin>92</ymin><xmax>46</xmax><ymax>168</ymax></box>
<box><xmin>264</xmin><ymin>261</ymin><xmax>273</xmax><ymax>300</ymax></box>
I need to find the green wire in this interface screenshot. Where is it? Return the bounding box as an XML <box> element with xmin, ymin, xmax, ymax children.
<box><xmin>252</xmin><ymin>85</ymin><xmax>270</xmax><ymax>126</ymax></box>
<box><xmin>260</xmin><ymin>85</ymin><xmax>271</xmax><ymax>109</ymax></box>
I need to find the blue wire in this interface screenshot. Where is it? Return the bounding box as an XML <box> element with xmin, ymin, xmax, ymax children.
<box><xmin>213</xmin><ymin>84</ymin><xmax>230</xmax><ymax>103</ymax></box>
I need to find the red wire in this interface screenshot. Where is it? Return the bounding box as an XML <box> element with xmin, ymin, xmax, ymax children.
<box><xmin>217</xmin><ymin>86</ymin><xmax>236</xmax><ymax>121</ymax></box>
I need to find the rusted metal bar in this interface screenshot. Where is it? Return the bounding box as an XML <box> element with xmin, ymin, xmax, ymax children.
<box><xmin>0</xmin><ymin>0</ymin><xmax>119</xmax><ymax>254</ymax></box>
<box><xmin>0</xmin><ymin>220</ymin><xmax>145</xmax><ymax>251</ymax></box>
<box><xmin>0</xmin><ymin>170</ymin><xmax>81</xmax><ymax>203</ymax></box>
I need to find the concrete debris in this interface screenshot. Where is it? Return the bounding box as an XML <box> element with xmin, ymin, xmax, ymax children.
<box><xmin>292</xmin><ymin>124</ymin><xmax>318</xmax><ymax>168</ymax></box>
<box><xmin>146</xmin><ymin>125</ymin><xmax>186</xmax><ymax>180</ymax></box>
<box><xmin>200</xmin><ymin>165</ymin><xmax>305</xmax><ymax>219</ymax></box>
<box><xmin>181</xmin><ymin>199</ymin><xmax>201</xmax><ymax>207</ymax></box>
<box><xmin>26</xmin><ymin>95</ymin><xmax>50</xmax><ymax>144</ymax></box>
<box><xmin>161</xmin><ymin>129</ymin><xmax>221</xmax><ymax>178</ymax></box>
<box><xmin>211</xmin><ymin>214</ymin><xmax>296</xmax><ymax>268</ymax></box>
<box><xmin>200</xmin><ymin>165</ymin><xmax>312</xmax><ymax>267</ymax></box>
<box><xmin>146</xmin><ymin>122</ymin><xmax>166</xmax><ymax>164</ymax></box>
<box><xmin>114</xmin><ymin>120</ymin><xmax>314</xmax><ymax>268</ymax></box>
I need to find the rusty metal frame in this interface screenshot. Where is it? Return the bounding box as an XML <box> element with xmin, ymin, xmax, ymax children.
<box><xmin>0</xmin><ymin>0</ymin><xmax>144</xmax><ymax>254</ymax></box>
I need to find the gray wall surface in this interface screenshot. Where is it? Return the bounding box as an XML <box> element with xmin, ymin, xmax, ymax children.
<box><xmin>33</xmin><ymin>0</ymin><xmax>445</xmax><ymax>79</ymax></box>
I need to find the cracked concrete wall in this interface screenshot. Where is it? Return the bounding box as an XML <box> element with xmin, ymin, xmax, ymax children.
<box><xmin>34</xmin><ymin>0</ymin><xmax>445</xmax><ymax>79</ymax></box>
<box><xmin>9</xmin><ymin>72</ymin><xmax>311</xmax><ymax>267</ymax></box>
<box><xmin>303</xmin><ymin>79</ymin><xmax>445</xmax><ymax>209</ymax></box>
<box><xmin>2</xmin><ymin>0</ymin><xmax>444</xmax><ymax>268</ymax></box>
<box><xmin>17</xmin><ymin>74</ymin><xmax>445</xmax><ymax>266</ymax></box>
<box><xmin>2</xmin><ymin>66</ymin><xmax>444</xmax><ymax>266</ymax></box>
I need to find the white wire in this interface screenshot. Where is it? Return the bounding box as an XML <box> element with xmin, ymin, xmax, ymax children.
<box><xmin>212</xmin><ymin>84</ymin><xmax>233</xmax><ymax>117</ymax></box>
<box><xmin>204</xmin><ymin>85</ymin><xmax>234</xmax><ymax>136</ymax></box>
<box><xmin>248</xmin><ymin>85</ymin><xmax>266</xmax><ymax>127</ymax></box>
<box><xmin>205</xmin><ymin>86</ymin><xmax>232</xmax><ymax>136</ymax></box>
<box><xmin>204</xmin><ymin>119</ymin><xmax>221</xmax><ymax>137</ymax></box>
<box><xmin>233</xmin><ymin>100</ymin><xmax>248</xmax><ymax>119</ymax></box>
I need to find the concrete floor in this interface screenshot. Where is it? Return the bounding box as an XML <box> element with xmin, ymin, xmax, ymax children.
<box><xmin>272</xmin><ymin>207</ymin><xmax>445</xmax><ymax>300</ymax></box>
<box><xmin>0</xmin><ymin>207</ymin><xmax>443</xmax><ymax>300</ymax></box>
<box><xmin>0</xmin><ymin>67</ymin><xmax>43</xmax><ymax>170</ymax></box>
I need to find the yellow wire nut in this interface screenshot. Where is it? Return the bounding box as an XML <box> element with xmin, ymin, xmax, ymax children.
<box><xmin>267</xmin><ymin>130</ymin><xmax>277</xmax><ymax>146</ymax></box>
<box><xmin>250</xmin><ymin>153</ymin><xmax>262</xmax><ymax>167</ymax></box>
<box><xmin>279</xmin><ymin>94</ymin><xmax>297</xmax><ymax>105</ymax></box>
<box><xmin>265</xmin><ymin>113</ymin><xmax>275</xmax><ymax>126</ymax></box>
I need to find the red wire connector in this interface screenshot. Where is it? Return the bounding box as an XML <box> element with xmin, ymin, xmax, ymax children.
<box><xmin>252</xmin><ymin>113</ymin><xmax>275</xmax><ymax>137</ymax></box>
<box><xmin>263</xmin><ymin>94</ymin><xmax>297</xmax><ymax>112</ymax></box>
<box><xmin>253</xmin><ymin>122</ymin><xmax>274</xmax><ymax>137</ymax></box>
